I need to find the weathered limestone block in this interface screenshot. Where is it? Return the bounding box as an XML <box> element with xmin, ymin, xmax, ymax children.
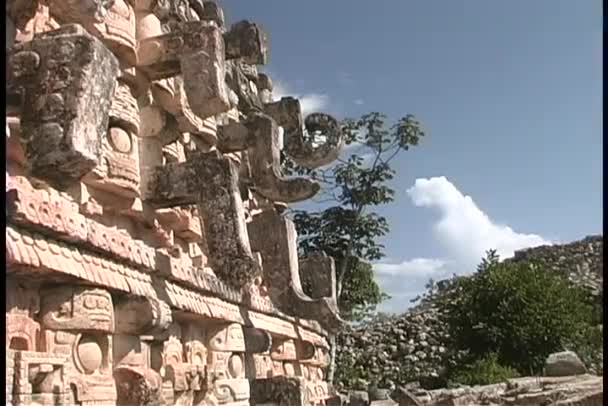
<box><xmin>150</xmin><ymin>150</ymin><xmax>261</xmax><ymax>288</ymax></box>
<box><xmin>200</xmin><ymin>1</ymin><xmax>225</xmax><ymax>28</ymax></box>
<box><xmin>545</xmin><ymin>351</ymin><xmax>587</xmax><ymax>377</ymax></box>
<box><xmin>300</xmin><ymin>254</ymin><xmax>337</xmax><ymax>300</ymax></box>
<box><xmin>138</xmin><ymin>20</ymin><xmax>232</xmax><ymax>119</ymax></box>
<box><xmin>153</xmin><ymin>0</ymin><xmax>205</xmax><ymax>31</ymax></box>
<box><xmin>257</xmin><ymin>72</ymin><xmax>274</xmax><ymax>104</ymax></box>
<box><xmin>246</xmin><ymin>113</ymin><xmax>320</xmax><ymax>202</ymax></box>
<box><xmin>224</xmin><ymin>20</ymin><xmax>269</xmax><ymax>65</ymax></box>
<box><xmin>48</xmin><ymin>0</ymin><xmax>137</xmax><ymax>66</ymax></box>
<box><xmin>8</xmin><ymin>24</ymin><xmax>119</xmax><ymax>186</ymax></box>
<box><xmin>114</xmin><ymin>365</ymin><xmax>164</xmax><ymax>406</ymax></box>
<box><xmin>152</xmin><ymin>76</ymin><xmax>219</xmax><ymax>146</ymax></box>
<box><xmin>225</xmin><ymin>59</ymin><xmax>264</xmax><ymax>114</ymax></box>
<box><xmin>248</xmin><ymin>210</ymin><xmax>344</xmax><ymax>333</ymax></box>
<box><xmin>251</xmin><ymin>376</ymin><xmax>308</xmax><ymax>406</ymax></box>
<box><xmin>265</xmin><ymin>97</ymin><xmax>344</xmax><ymax>169</ymax></box>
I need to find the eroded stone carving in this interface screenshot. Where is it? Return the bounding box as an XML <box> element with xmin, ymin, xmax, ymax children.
<box><xmin>48</xmin><ymin>0</ymin><xmax>138</xmax><ymax>66</ymax></box>
<box><xmin>138</xmin><ymin>20</ymin><xmax>232</xmax><ymax>119</ymax></box>
<box><xmin>8</xmin><ymin>24</ymin><xmax>119</xmax><ymax>186</ymax></box>
<box><xmin>224</xmin><ymin>20</ymin><xmax>269</xmax><ymax>65</ymax></box>
<box><xmin>217</xmin><ymin>113</ymin><xmax>321</xmax><ymax>203</ymax></box>
<box><xmin>265</xmin><ymin>97</ymin><xmax>344</xmax><ymax>169</ymax></box>
<box><xmin>248</xmin><ymin>210</ymin><xmax>344</xmax><ymax>333</ymax></box>
<box><xmin>151</xmin><ymin>150</ymin><xmax>262</xmax><ymax>288</ymax></box>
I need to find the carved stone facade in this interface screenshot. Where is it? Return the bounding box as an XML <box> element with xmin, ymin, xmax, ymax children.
<box><xmin>6</xmin><ymin>1</ymin><xmax>344</xmax><ymax>405</ymax></box>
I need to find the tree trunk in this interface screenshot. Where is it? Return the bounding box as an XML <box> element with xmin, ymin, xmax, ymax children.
<box><xmin>328</xmin><ymin>252</ymin><xmax>351</xmax><ymax>384</ymax></box>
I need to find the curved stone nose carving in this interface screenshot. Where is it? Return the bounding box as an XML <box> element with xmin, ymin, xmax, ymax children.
<box><xmin>247</xmin><ymin>210</ymin><xmax>344</xmax><ymax>333</ymax></box>
<box><xmin>265</xmin><ymin>97</ymin><xmax>344</xmax><ymax>169</ymax></box>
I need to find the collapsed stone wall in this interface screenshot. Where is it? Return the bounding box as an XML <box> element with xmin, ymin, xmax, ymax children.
<box><xmin>336</xmin><ymin>235</ymin><xmax>603</xmax><ymax>391</ymax></box>
<box><xmin>507</xmin><ymin>235</ymin><xmax>603</xmax><ymax>296</ymax></box>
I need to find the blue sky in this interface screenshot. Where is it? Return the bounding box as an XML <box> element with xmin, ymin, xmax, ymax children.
<box><xmin>222</xmin><ymin>0</ymin><xmax>603</xmax><ymax>312</ymax></box>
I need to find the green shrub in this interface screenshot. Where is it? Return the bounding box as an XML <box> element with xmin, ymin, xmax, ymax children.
<box><xmin>449</xmin><ymin>353</ymin><xmax>519</xmax><ymax>386</ymax></box>
<box><xmin>437</xmin><ymin>252</ymin><xmax>595</xmax><ymax>375</ymax></box>
<box><xmin>568</xmin><ymin>324</ymin><xmax>604</xmax><ymax>375</ymax></box>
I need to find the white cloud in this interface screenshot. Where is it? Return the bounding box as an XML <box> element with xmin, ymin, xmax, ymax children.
<box><xmin>272</xmin><ymin>81</ymin><xmax>329</xmax><ymax>116</ymax></box>
<box><xmin>354</xmin><ymin>99</ymin><xmax>364</xmax><ymax>105</ymax></box>
<box><xmin>373</xmin><ymin>176</ymin><xmax>551</xmax><ymax>313</ymax></box>
<box><xmin>375</xmin><ymin>258</ymin><xmax>449</xmax><ymax>277</ymax></box>
<box><xmin>406</xmin><ymin>177</ymin><xmax>551</xmax><ymax>268</ymax></box>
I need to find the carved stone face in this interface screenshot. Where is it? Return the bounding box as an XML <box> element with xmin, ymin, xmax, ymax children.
<box><xmin>207</xmin><ymin>323</ymin><xmax>245</xmax><ymax>352</ymax></box>
<box><xmin>40</xmin><ymin>286</ymin><xmax>114</xmax><ymax>333</ymax></box>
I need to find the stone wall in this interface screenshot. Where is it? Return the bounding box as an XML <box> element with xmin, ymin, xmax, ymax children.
<box><xmin>336</xmin><ymin>235</ymin><xmax>603</xmax><ymax>391</ymax></box>
<box><xmin>507</xmin><ymin>235</ymin><xmax>603</xmax><ymax>296</ymax></box>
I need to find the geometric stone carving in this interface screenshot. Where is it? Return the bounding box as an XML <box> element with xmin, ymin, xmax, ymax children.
<box><xmin>114</xmin><ymin>297</ymin><xmax>172</xmax><ymax>335</ymax></box>
<box><xmin>248</xmin><ymin>210</ymin><xmax>344</xmax><ymax>333</ymax></box>
<box><xmin>265</xmin><ymin>97</ymin><xmax>344</xmax><ymax>169</ymax></box>
<box><xmin>7</xmin><ymin>24</ymin><xmax>119</xmax><ymax>186</ymax></box>
<box><xmin>270</xmin><ymin>338</ymin><xmax>297</xmax><ymax>361</ymax></box>
<box><xmin>138</xmin><ymin>21</ymin><xmax>231</xmax><ymax>120</ymax></box>
<box><xmin>207</xmin><ymin>323</ymin><xmax>245</xmax><ymax>353</ymax></box>
<box><xmin>39</xmin><ymin>286</ymin><xmax>115</xmax><ymax>333</ymax></box>
<box><xmin>150</xmin><ymin>150</ymin><xmax>261</xmax><ymax>288</ymax></box>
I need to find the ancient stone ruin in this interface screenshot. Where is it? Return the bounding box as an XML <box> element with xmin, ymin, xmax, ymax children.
<box><xmin>6</xmin><ymin>1</ymin><xmax>345</xmax><ymax>405</ymax></box>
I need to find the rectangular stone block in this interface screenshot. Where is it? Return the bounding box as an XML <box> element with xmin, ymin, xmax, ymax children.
<box><xmin>8</xmin><ymin>24</ymin><xmax>119</xmax><ymax>186</ymax></box>
<box><xmin>138</xmin><ymin>21</ymin><xmax>230</xmax><ymax>119</ymax></box>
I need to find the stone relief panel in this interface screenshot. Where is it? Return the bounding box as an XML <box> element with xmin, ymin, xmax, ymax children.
<box><xmin>8</xmin><ymin>24</ymin><xmax>119</xmax><ymax>186</ymax></box>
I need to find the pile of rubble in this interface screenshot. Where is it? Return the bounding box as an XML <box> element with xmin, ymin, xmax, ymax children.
<box><xmin>335</xmin><ymin>236</ymin><xmax>604</xmax><ymax>390</ymax></box>
<box><xmin>336</xmin><ymin>352</ymin><xmax>602</xmax><ymax>405</ymax></box>
<box><xmin>336</xmin><ymin>304</ymin><xmax>449</xmax><ymax>389</ymax></box>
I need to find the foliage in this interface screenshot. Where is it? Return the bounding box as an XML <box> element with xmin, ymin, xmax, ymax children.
<box><xmin>448</xmin><ymin>353</ymin><xmax>520</xmax><ymax>386</ymax></box>
<box><xmin>286</xmin><ymin>112</ymin><xmax>426</xmax><ymax>320</ymax></box>
<box><xmin>567</xmin><ymin>324</ymin><xmax>604</xmax><ymax>376</ymax></box>
<box><xmin>338</xmin><ymin>258</ymin><xmax>391</xmax><ymax>322</ymax></box>
<box><xmin>437</xmin><ymin>251</ymin><xmax>596</xmax><ymax>376</ymax></box>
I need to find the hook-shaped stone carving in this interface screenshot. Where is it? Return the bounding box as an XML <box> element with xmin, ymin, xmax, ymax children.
<box><xmin>149</xmin><ymin>150</ymin><xmax>262</xmax><ymax>288</ymax></box>
<box><xmin>265</xmin><ymin>97</ymin><xmax>344</xmax><ymax>169</ymax></box>
<box><xmin>217</xmin><ymin>113</ymin><xmax>320</xmax><ymax>203</ymax></box>
<box><xmin>247</xmin><ymin>210</ymin><xmax>344</xmax><ymax>333</ymax></box>
<box><xmin>246</xmin><ymin>113</ymin><xmax>320</xmax><ymax>203</ymax></box>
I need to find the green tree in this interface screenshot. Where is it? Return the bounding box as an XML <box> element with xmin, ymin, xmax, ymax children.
<box><xmin>438</xmin><ymin>251</ymin><xmax>595</xmax><ymax>377</ymax></box>
<box><xmin>285</xmin><ymin>112</ymin><xmax>426</xmax><ymax>381</ymax></box>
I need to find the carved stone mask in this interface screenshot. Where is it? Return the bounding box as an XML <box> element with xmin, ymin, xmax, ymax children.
<box><xmin>40</xmin><ymin>286</ymin><xmax>115</xmax><ymax>333</ymax></box>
